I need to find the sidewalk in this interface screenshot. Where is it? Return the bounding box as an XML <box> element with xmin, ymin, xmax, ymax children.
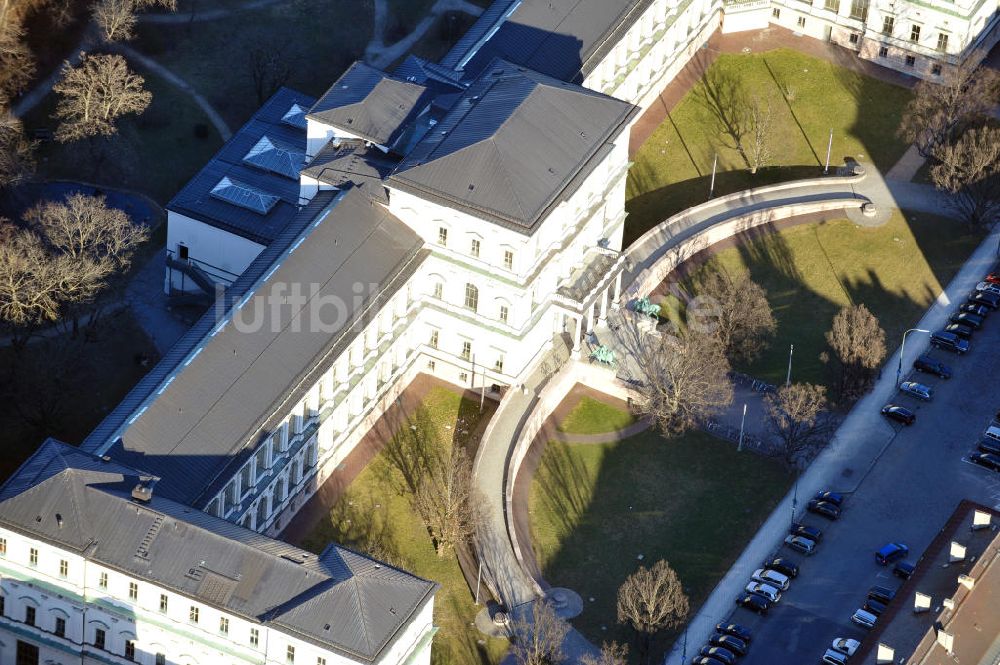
<box><xmin>664</xmin><ymin>221</ymin><xmax>1000</xmax><ymax>665</ymax></box>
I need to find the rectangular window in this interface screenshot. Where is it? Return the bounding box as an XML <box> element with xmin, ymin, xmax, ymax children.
<box><xmin>0</xmin><ymin>537</ymin><xmax>6</xmax><ymax>555</ymax></box>
<box><xmin>771</xmin><ymin>6</ymin><xmax>780</xmax><ymax>17</ymax></box>
<box><xmin>94</xmin><ymin>628</ymin><xmax>106</xmax><ymax>650</ymax></box>
<box><xmin>461</xmin><ymin>341</ymin><xmax>472</xmax><ymax>361</ymax></box>
<box><xmin>59</xmin><ymin>560</ymin><xmax>68</xmax><ymax>577</ymax></box>
<box><xmin>125</xmin><ymin>640</ymin><xmax>135</xmax><ymax>662</ymax></box>
<box><xmin>848</xmin><ymin>0</ymin><xmax>868</xmax><ymax>20</ymax></box>
<box><xmin>882</xmin><ymin>15</ymin><xmax>894</xmax><ymax>34</ymax></box>
<box><xmin>24</xmin><ymin>606</ymin><xmax>34</xmax><ymax>626</ymax></box>
<box><xmin>459</xmin><ymin>371</ymin><xmax>468</xmax><ymax>383</ymax></box>
<box><xmin>250</xmin><ymin>627</ymin><xmax>260</xmax><ymax>647</ymax></box>
<box><xmin>0</xmin><ymin>596</ymin><xmax>4</xmax><ymax>615</ymax></box>
<box><xmin>429</xmin><ymin>330</ymin><xmax>438</xmax><ymax>348</ymax></box>
<box><xmin>159</xmin><ymin>594</ymin><xmax>168</xmax><ymax>613</ymax></box>
<box><xmin>503</xmin><ymin>250</ymin><xmax>514</xmax><ymax>270</ymax></box>
<box><xmin>437</xmin><ymin>227</ymin><xmax>447</xmax><ymax>246</ymax></box>
<box><xmin>128</xmin><ymin>582</ymin><xmax>138</xmax><ymax>600</ymax></box>
<box><xmin>495</xmin><ymin>355</ymin><xmax>505</xmax><ymax>373</ymax></box>
<box><xmin>433</xmin><ymin>282</ymin><xmax>443</xmax><ymax>300</ymax></box>
<box><xmin>936</xmin><ymin>33</ymin><xmax>948</xmax><ymax>51</ymax></box>
<box><xmin>878</xmin><ymin>45</ymin><xmax>889</xmax><ymax>57</ymax></box>
<box><xmin>255</xmin><ymin>445</ymin><xmax>270</xmax><ymax>476</ymax></box>
<box><xmin>189</xmin><ymin>606</ymin><xmax>199</xmax><ymax>623</ymax></box>
<box><xmin>910</xmin><ymin>24</ymin><xmax>921</xmax><ymax>42</ymax></box>
<box><xmin>99</xmin><ymin>571</ymin><xmax>108</xmax><ymax>589</ymax></box>
<box><xmin>470</xmin><ymin>238</ymin><xmax>480</xmax><ymax>257</ymax></box>
<box><xmin>287</xmin><ymin>645</ymin><xmax>296</xmax><ymax>664</ymax></box>
<box><xmin>932</xmin><ymin>63</ymin><xmax>942</xmax><ymax>75</ymax></box>
<box><xmin>240</xmin><ymin>464</ymin><xmax>253</xmax><ymax>495</ymax></box>
<box><xmin>55</xmin><ymin>617</ymin><xmax>65</xmax><ymax>637</ymax></box>
<box><xmin>848</xmin><ymin>32</ymin><xmax>860</xmax><ymax>44</ymax></box>
<box><xmin>796</xmin><ymin>16</ymin><xmax>806</xmax><ymax>28</ymax></box>
<box><xmin>823</xmin><ymin>0</ymin><xmax>839</xmax><ymax>12</ymax></box>
<box><xmin>224</xmin><ymin>482</ymin><xmax>236</xmax><ymax>512</ymax></box>
<box><xmin>220</xmin><ymin>616</ymin><xmax>229</xmax><ymax>634</ymax></box>
<box><xmin>463</xmin><ymin>283</ymin><xmax>479</xmax><ymax>311</ymax></box>
<box><xmin>905</xmin><ymin>55</ymin><xmax>916</xmax><ymax>67</ymax></box>
<box><xmin>318</xmin><ymin>659</ymin><xmax>327</xmax><ymax>665</ymax></box>
<box><xmin>156</xmin><ymin>655</ymin><xmax>166</xmax><ymax>665</ymax></box>
<box><xmin>28</xmin><ymin>547</ymin><xmax>37</xmax><ymax>567</ymax></box>
<box><xmin>499</xmin><ymin>305</ymin><xmax>509</xmax><ymax>324</ymax></box>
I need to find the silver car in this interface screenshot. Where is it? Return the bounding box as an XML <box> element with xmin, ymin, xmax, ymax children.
<box><xmin>822</xmin><ymin>649</ymin><xmax>848</xmax><ymax>665</ymax></box>
<box><xmin>831</xmin><ymin>638</ymin><xmax>861</xmax><ymax>656</ymax></box>
<box><xmin>751</xmin><ymin>568</ymin><xmax>790</xmax><ymax>591</ymax></box>
<box><xmin>784</xmin><ymin>534</ymin><xmax>817</xmax><ymax>555</ymax></box>
<box><xmin>851</xmin><ymin>608</ymin><xmax>877</xmax><ymax>629</ymax></box>
<box><xmin>899</xmin><ymin>381</ymin><xmax>933</xmax><ymax>401</ymax></box>
<box><xmin>744</xmin><ymin>581</ymin><xmax>781</xmax><ymax>603</ymax></box>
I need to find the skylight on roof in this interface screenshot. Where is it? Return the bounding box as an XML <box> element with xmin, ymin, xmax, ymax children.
<box><xmin>210</xmin><ymin>177</ymin><xmax>280</xmax><ymax>215</ymax></box>
<box><xmin>243</xmin><ymin>135</ymin><xmax>304</xmax><ymax>180</ymax></box>
<box><xmin>281</xmin><ymin>103</ymin><xmax>308</xmax><ymax>129</ymax></box>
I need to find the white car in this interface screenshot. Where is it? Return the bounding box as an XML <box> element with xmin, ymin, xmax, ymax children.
<box><xmin>851</xmin><ymin>608</ymin><xmax>877</xmax><ymax>629</ymax></box>
<box><xmin>822</xmin><ymin>649</ymin><xmax>848</xmax><ymax>665</ymax></box>
<box><xmin>831</xmin><ymin>638</ymin><xmax>861</xmax><ymax>657</ymax></box>
<box><xmin>751</xmin><ymin>567</ymin><xmax>790</xmax><ymax>591</ymax></box>
<box><xmin>976</xmin><ymin>281</ymin><xmax>1000</xmax><ymax>296</ymax></box>
<box><xmin>744</xmin><ymin>581</ymin><xmax>781</xmax><ymax>602</ymax></box>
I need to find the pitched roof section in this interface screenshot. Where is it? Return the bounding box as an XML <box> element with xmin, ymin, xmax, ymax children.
<box><xmin>302</xmin><ymin>140</ymin><xmax>398</xmax><ymax>203</ymax></box>
<box><xmin>442</xmin><ymin>0</ymin><xmax>655</xmax><ymax>82</ymax></box>
<box><xmin>0</xmin><ymin>440</ymin><xmax>437</xmax><ymax>664</ymax></box>
<box><xmin>308</xmin><ymin>62</ymin><xmax>430</xmax><ymax>147</ymax></box>
<box><xmin>388</xmin><ymin>60</ymin><xmax>637</xmax><ymax>232</ymax></box>
<box><xmin>106</xmin><ymin>188</ymin><xmax>426</xmax><ymax>505</ymax></box>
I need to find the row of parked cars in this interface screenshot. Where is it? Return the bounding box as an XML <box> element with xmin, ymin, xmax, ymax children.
<box><xmin>968</xmin><ymin>423</ymin><xmax>1000</xmax><ymax>471</ymax></box>
<box><xmin>880</xmin><ymin>276</ymin><xmax>1000</xmax><ymax>426</ymax></box>
<box><xmin>690</xmin><ymin>623</ymin><xmax>756</xmax><ymax>665</ymax></box>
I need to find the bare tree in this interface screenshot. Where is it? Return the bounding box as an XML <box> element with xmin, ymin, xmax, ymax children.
<box><xmin>617</xmin><ymin>560</ymin><xmax>689</xmax><ymax>665</ymax></box>
<box><xmin>581</xmin><ymin>642</ymin><xmax>629</xmax><ymax>665</ymax></box>
<box><xmin>621</xmin><ymin>315</ymin><xmax>733</xmax><ymax>436</ymax></box>
<box><xmin>412</xmin><ymin>446</ymin><xmax>486</xmax><ymax>557</ymax></box>
<box><xmin>249</xmin><ymin>41</ymin><xmax>291</xmax><ymax>105</ymax></box>
<box><xmin>0</xmin><ymin>0</ymin><xmax>38</xmax><ymax>99</ymax></box>
<box><xmin>824</xmin><ymin>304</ymin><xmax>886</xmax><ymax>400</ymax></box>
<box><xmin>695</xmin><ymin>267</ymin><xmax>776</xmax><ymax>363</ymax></box>
<box><xmin>930</xmin><ymin>125</ymin><xmax>1000</xmax><ymax>228</ymax></box>
<box><xmin>746</xmin><ymin>94</ymin><xmax>772</xmax><ymax>175</ymax></box>
<box><xmin>93</xmin><ymin>0</ymin><xmax>176</xmax><ymax>42</ymax></box>
<box><xmin>0</xmin><ymin>107</ymin><xmax>33</xmax><ymax>188</ymax></box>
<box><xmin>52</xmin><ymin>53</ymin><xmax>152</xmax><ymax>142</ymax></box>
<box><xmin>897</xmin><ymin>57</ymin><xmax>1000</xmax><ymax>160</ymax></box>
<box><xmin>764</xmin><ymin>382</ymin><xmax>832</xmax><ymax>468</ymax></box>
<box><xmin>509</xmin><ymin>600</ymin><xmax>569</xmax><ymax>665</ymax></box>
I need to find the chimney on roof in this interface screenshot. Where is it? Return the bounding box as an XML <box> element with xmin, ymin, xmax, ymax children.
<box><xmin>132</xmin><ymin>480</ymin><xmax>153</xmax><ymax>503</ymax></box>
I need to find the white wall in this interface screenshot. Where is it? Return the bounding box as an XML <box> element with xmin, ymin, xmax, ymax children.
<box><xmin>165</xmin><ymin>212</ymin><xmax>265</xmax><ymax>294</ymax></box>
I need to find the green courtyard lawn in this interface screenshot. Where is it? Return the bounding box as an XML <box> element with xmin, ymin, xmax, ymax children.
<box><xmin>556</xmin><ymin>396</ymin><xmax>636</xmax><ymax>435</ymax></box>
<box><xmin>529</xmin><ymin>427</ymin><xmax>791</xmax><ymax>655</ymax></box>
<box><xmin>661</xmin><ymin>210</ymin><xmax>982</xmax><ymax>388</ymax></box>
<box><xmin>299</xmin><ymin>387</ymin><xmax>508</xmax><ymax>665</ymax></box>
<box><xmin>625</xmin><ymin>48</ymin><xmax>913</xmax><ymax>244</ymax></box>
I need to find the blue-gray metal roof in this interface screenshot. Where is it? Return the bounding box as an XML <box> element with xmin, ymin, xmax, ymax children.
<box><xmin>167</xmin><ymin>87</ymin><xmax>316</xmax><ymax>246</ymax></box>
<box><xmin>0</xmin><ymin>440</ymin><xmax>437</xmax><ymax>664</ymax></box>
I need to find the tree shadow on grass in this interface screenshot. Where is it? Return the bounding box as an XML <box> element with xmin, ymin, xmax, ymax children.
<box><xmin>534</xmin><ymin>441</ymin><xmax>592</xmax><ymax>539</ymax></box>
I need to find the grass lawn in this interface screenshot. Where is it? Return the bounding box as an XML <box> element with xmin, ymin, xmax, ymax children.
<box><xmin>529</xmin><ymin>428</ymin><xmax>791</xmax><ymax>656</ymax></box>
<box><xmin>660</xmin><ymin>210</ymin><xmax>982</xmax><ymax>388</ymax></box>
<box><xmin>0</xmin><ymin>309</ymin><xmax>159</xmax><ymax>482</ymax></box>
<box><xmin>299</xmin><ymin>387</ymin><xmax>508</xmax><ymax>665</ymax></box>
<box><xmin>556</xmin><ymin>396</ymin><xmax>636</xmax><ymax>435</ymax></box>
<box><xmin>625</xmin><ymin>48</ymin><xmax>913</xmax><ymax>244</ymax></box>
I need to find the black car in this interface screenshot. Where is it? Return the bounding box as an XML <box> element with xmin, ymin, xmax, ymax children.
<box><xmin>881</xmin><ymin>404</ymin><xmax>916</xmax><ymax>425</ymax></box>
<box><xmin>736</xmin><ymin>592</ymin><xmax>770</xmax><ymax>614</ymax></box>
<box><xmin>944</xmin><ymin>323</ymin><xmax>974</xmax><ymax>339</ymax></box>
<box><xmin>715</xmin><ymin>622</ymin><xmax>752</xmax><ymax>644</ymax></box>
<box><xmin>709</xmin><ymin>633</ymin><xmax>748</xmax><ymax>656</ymax></box>
<box><xmin>868</xmin><ymin>585</ymin><xmax>897</xmax><ymax>604</ymax></box>
<box><xmin>978</xmin><ymin>439</ymin><xmax>1000</xmax><ymax>455</ymax></box>
<box><xmin>950</xmin><ymin>312</ymin><xmax>984</xmax><ymax>329</ymax></box>
<box><xmin>698</xmin><ymin>646</ymin><xmax>736</xmax><ymax>665</ymax></box>
<box><xmin>790</xmin><ymin>522</ymin><xmax>823</xmax><ymax>542</ymax></box>
<box><xmin>876</xmin><ymin>542</ymin><xmax>909</xmax><ymax>565</ymax></box>
<box><xmin>930</xmin><ymin>330</ymin><xmax>969</xmax><ymax>354</ymax></box>
<box><xmin>893</xmin><ymin>561</ymin><xmax>915</xmax><ymax>579</ymax></box>
<box><xmin>813</xmin><ymin>490</ymin><xmax>845</xmax><ymax>507</ymax></box>
<box><xmin>969</xmin><ymin>290</ymin><xmax>1000</xmax><ymax>309</ymax></box>
<box><xmin>807</xmin><ymin>499</ymin><xmax>841</xmax><ymax>520</ymax></box>
<box><xmin>912</xmin><ymin>355</ymin><xmax>952</xmax><ymax>379</ymax></box>
<box><xmin>763</xmin><ymin>557</ymin><xmax>799</xmax><ymax>579</ymax></box>
<box><xmin>970</xmin><ymin>452</ymin><xmax>1000</xmax><ymax>471</ymax></box>
<box><xmin>863</xmin><ymin>598</ymin><xmax>888</xmax><ymax>616</ymax></box>
<box><xmin>959</xmin><ymin>302</ymin><xmax>990</xmax><ymax>317</ymax></box>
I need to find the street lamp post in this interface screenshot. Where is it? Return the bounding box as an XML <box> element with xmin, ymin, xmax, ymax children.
<box><xmin>738</xmin><ymin>403</ymin><xmax>747</xmax><ymax>452</ymax></box>
<box><xmin>896</xmin><ymin>328</ymin><xmax>931</xmax><ymax>387</ymax></box>
<box><xmin>785</xmin><ymin>343</ymin><xmax>794</xmax><ymax>387</ymax></box>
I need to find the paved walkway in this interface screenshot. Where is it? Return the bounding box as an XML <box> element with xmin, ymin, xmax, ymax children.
<box><xmin>885</xmin><ymin>144</ymin><xmax>926</xmax><ymax>181</ymax></box>
<box><xmin>138</xmin><ymin>0</ymin><xmax>287</xmax><ymax>23</ymax></box>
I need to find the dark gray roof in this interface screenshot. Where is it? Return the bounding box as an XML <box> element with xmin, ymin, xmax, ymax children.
<box><xmin>441</xmin><ymin>0</ymin><xmax>654</xmax><ymax>82</ymax></box>
<box><xmin>0</xmin><ymin>440</ymin><xmax>437</xmax><ymax>664</ymax></box>
<box><xmin>308</xmin><ymin>62</ymin><xmax>430</xmax><ymax>147</ymax></box>
<box><xmin>302</xmin><ymin>140</ymin><xmax>398</xmax><ymax>203</ymax></box>
<box><xmin>388</xmin><ymin>59</ymin><xmax>637</xmax><ymax>232</ymax></box>
<box><xmin>103</xmin><ymin>188</ymin><xmax>425</xmax><ymax>505</ymax></box>
<box><xmin>168</xmin><ymin>87</ymin><xmax>316</xmax><ymax>245</ymax></box>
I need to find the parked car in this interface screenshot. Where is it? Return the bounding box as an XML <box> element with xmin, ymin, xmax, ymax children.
<box><xmin>868</xmin><ymin>585</ymin><xmax>897</xmax><ymax>604</ymax></box>
<box><xmin>944</xmin><ymin>323</ymin><xmax>974</xmax><ymax>339</ymax></box>
<box><xmin>691</xmin><ymin>657</ymin><xmax>727</xmax><ymax>665</ymax></box>
<box><xmin>899</xmin><ymin>381</ymin><xmax>933</xmax><ymax>401</ymax></box>
<box><xmin>784</xmin><ymin>534</ymin><xmax>817</xmax><ymax>555</ymax></box>
<box><xmin>745</xmin><ymin>581</ymin><xmax>781</xmax><ymax>603</ymax></box>
<box><xmin>698</xmin><ymin>646</ymin><xmax>736</xmax><ymax>665</ymax></box>
<box><xmin>959</xmin><ymin>302</ymin><xmax>991</xmax><ymax>317</ymax></box>
<box><xmin>970</xmin><ymin>452</ymin><xmax>1000</xmax><ymax>471</ymax></box>
<box><xmin>881</xmin><ymin>404</ymin><xmax>916</xmax><ymax>425</ymax></box>
<box><xmin>950</xmin><ymin>312</ymin><xmax>984</xmax><ymax>329</ymax></box>
<box><xmin>977</xmin><ymin>439</ymin><xmax>1000</xmax><ymax>455</ymax></box>
<box><xmin>975</xmin><ymin>281</ymin><xmax>1000</xmax><ymax>295</ymax></box>
<box><xmin>831</xmin><ymin>638</ymin><xmax>861</xmax><ymax>657</ymax></box>
<box><xmin>968</xmin><ymin>290</ymin><xmax>1000</xmax><ymax>309</ymax></box>
<box><xmin>822</xmin><ymin>649</ymin><xmax>848</xmax><ymax>665</ymax></box>
<box><xmin>930</xmin><ymin>331</ymin><xmax>970</xmax><ymax>354</ymax></box>
<box><xmin>876</xmin><ymin>542</ymin><xmax>909</xmax><ymax>565</ymax></box>
<box><xmin>736</xmin><ymin>592</ymin><xmax>770</xmax><ymax>614</ymax></box>
<box><xmin>813</xmin><ymin>491</ymin><xmax>844</xmax><ymax>506</ymax></box>
<box><xmin>893</xmin><ymin>561</ymin><xmax>916</xmax><ymax>580</ymax></box>
<box><xmin>709</xmin><ymin>633</ymin><xmax>748</xmax><ymax>656</ymax></box>
<box><xmin>763</xmin><ymin>557</ymin><xmax>799</xmax><ymax>578</ymax></box>
<box><xmin>751</xmin><ymin>568</ymin><xmax>790</xmax><ymax>591</ymax></box>
<box><xmin>863</xmin><ymin>598</ymin><xmax>888</xmax><ymax>616</ymax></box>
<box><xmin>851</xmin><ymin>608</ymin><xmax>878</xmax><ymax>629</ymax></box>
<box><xmin>983</xmin><ymin>425</ymin><xmax>1000</xmax><ymax>443</ymax></box>
<box><xmin>790</xmin><ymin>522</ymin><xmax>823</xmax><ymax>542</ymax></box>
<box><xmin>912</xmin><ymin>355</ymin><xmax>952</xmax><ymax>379</ymax></box>
<box><xmin>807</xmin><ymin>499</ymin><xmax>841</xmax><ymax>520</ymax></box>
<box><xmin>714</xmin><ymin>622</ymin><xmax>752</xmax><ymax>644</ymax></box>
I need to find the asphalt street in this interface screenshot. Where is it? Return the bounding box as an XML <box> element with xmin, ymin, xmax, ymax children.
<box><xmin>716</xmin><ymin>315</ymin><xmax>1000</xmax><ymax>664</ymax></box>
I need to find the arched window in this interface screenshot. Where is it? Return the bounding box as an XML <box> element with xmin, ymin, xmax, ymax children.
<box><xmin>464</xmin><ymin>284</ymin><xmax>479</xmax><ymax>312</ymax></box>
